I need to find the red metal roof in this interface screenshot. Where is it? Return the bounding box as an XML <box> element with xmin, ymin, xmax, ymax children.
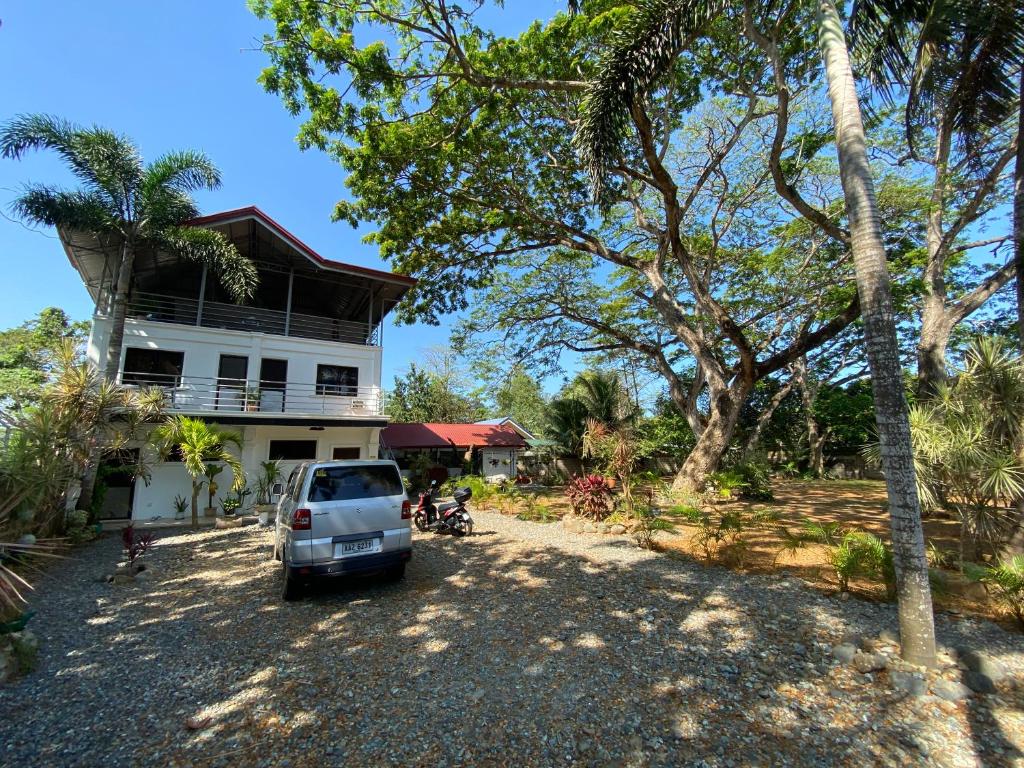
<box><xmin>186</xmin><ymin>206</ymin><xmax>417</xmax><ymax>286</ymax></box>
<box><xmin>381</xmin><ymin>423</ymin><xmax>528</xmax><ymax>450</ymax></box>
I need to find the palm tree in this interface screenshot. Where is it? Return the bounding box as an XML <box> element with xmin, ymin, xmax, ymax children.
<box><xmin>574</xmin><ymin>0</ymin><xmax>937</xmax><ymax>666</ymax></box>
<box><xmin>0</xmin><ymin>114</ymin><xmax>259</xmax><ymax>381</ymax></box>
<box><xmin>574</xmin><ymin>370</ymin><xmax>638</xmax><ymax>431</ymax></box>
<box><xmin>152</xmin><ymin>416</ymin><xmax>245</xmax><ymax>530</ymax></box>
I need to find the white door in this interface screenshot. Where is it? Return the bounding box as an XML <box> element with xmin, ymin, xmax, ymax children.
<box><xmin>482</xmin><ymin>449</ymin><xmax>516</xmax><ymax>482</ymax></box>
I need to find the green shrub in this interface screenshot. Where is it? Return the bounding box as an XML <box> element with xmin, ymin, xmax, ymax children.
<box><xmin>516</xmin><ymin>500</ymin><xmax>558</xmax><ymax>524</ymax></box>
<box><xmin>965</xmin><ymin>555</ymin><xmax>1024</xmax><ymax>628</ymax></box>
<box><xmin>708</xmin><ymin>463</ymin><xmax>774</xmax><ymax>501</ymax></box>
<box><xmin>686</xmin><ymin>506</ymin><xmax>780</xmax><ymax>566</ymax></box>
<box><xmin>827</xmin><ymin>531</ymin><xmax>893</xmax><ymax>595</ymax></box>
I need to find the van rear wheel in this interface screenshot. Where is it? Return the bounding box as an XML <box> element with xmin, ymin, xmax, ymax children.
<box><xmin>384</xmin><ymin>562</ymin><xmax>406</xmax><ymax>582</ymax></box>
<box><xmin>281</xmin><ymin>560</ymin><xmax>302</xmax><ymax>601</ymax></box>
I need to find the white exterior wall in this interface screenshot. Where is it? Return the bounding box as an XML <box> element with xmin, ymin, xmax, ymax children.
<box><xmin>131</xmin><ymin>425</ymin><xmax>382</xmax><ymax>521</ymax></box>
<box><xmin>88</xmin><ymin>315</ymin><xmax>382</xmax><ymax>391</ymax></box>
<box><xmin>89</xmin><ymin>316</ymin><xmax>387</xmax><ymax>521</ymax></box>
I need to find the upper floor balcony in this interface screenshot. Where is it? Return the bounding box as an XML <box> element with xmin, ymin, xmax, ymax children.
<box><xmin>127</xmin><ymin>291</ymin><xmax>380</xmax><ymax>345</ymax></box>
<box><xmin>119</xmin><ymin>372</ymin><xmax>385</xmax><ymax>420</ymax></box>
<box><xmin>61</xmin><ymin>206</ymin><xmax>415</xmax><ymax>350</ymax></box>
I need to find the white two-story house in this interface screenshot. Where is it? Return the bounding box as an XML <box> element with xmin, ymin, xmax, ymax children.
<box><xmin>59</xmin><ymin>206</ymin><xmax>415</xmax><ymax>521</ymax></box>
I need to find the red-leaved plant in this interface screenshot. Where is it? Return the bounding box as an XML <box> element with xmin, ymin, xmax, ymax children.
<box><xmin>122</xmin><ymin>525</ymin><xmax>156</xmax><ymax>568</ymax></box>
<box><xmin>565</xmin><ymin>474</ymin><xmax>615</xmax><ymax>521</ymax></box>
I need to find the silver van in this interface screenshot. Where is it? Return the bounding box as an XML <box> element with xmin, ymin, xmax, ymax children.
<box><xmin>273</xmin><ymin>460</ymin><xmax>412</xmax><ymax>600</ymax></box>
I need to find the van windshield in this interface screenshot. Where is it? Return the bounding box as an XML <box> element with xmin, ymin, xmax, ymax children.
<box><xmin>307</xmin><ymin>465</ymin><xmax>404</xmax><ymax>502</ymax></box>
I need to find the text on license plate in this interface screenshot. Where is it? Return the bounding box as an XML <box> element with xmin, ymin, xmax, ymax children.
<box><xmin>335</xmin><ymin>538</ymin><xmax>381</xmax><ymax>558</ymax></box>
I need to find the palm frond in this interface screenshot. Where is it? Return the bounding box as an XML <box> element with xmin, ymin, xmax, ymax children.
<box><xmin>10</xmin><ymin>185</ymin><xmax>115</xmax><ymax>232</ymax></box>
<box><xmin>144</xmin><ymin>150</ymin><xmax>222</xmax><ymax>195</ymax></box>
<box><xmin>155</xmin><ymin>226</ymin><xmax>259</xmax><ymax>303</ymax></box>
<box><xmin>574</xmin><ymin>0</ymin><xmax>726</xmax><ymax>200</ymax></box>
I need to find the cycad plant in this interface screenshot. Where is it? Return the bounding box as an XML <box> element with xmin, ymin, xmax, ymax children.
<box><xmin>966</xmin><ymin>555</ymin><xmax>1024</xmax><ymax>628</ymax></box>
<box><xmin>152</xmin><ymin>416</ymin><xmax>245</xmax><ymax>530</ymax></box>
<box><xmin>876</xmin><ymin>338</ymin><xmax>1024</xmax><ymax>565</ymax></box>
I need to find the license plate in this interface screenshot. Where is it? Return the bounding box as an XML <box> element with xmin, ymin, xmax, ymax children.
<box><xmin>334</xmin><ymin>538</ymin><xmax>381</xmax><ymax>558</ymax></box>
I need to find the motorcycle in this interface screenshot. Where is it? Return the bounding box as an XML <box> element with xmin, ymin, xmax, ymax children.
<box><xmin>413</xmin><ymin>480</ymin><xmax>473</xmax><ymax>536</ymax></box>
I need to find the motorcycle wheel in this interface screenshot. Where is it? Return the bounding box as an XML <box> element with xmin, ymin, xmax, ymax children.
<box><xmin>453</xmin><ymin>514</ymin><xmax>473</xmax><ymax>537</ymax></box>
<box><xmin>414</xmin><ymin>512</ymin><xmax>429</xmax><ymax>532</ymax></box>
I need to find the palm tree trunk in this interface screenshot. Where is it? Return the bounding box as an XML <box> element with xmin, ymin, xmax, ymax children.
<box><xmin>104</xmin><ymin>242</ymin><xmax>136</xmax><ymax>382</ymax></box>
<box><xmin>816</xmin><ymin>0</ymin><xmax>937</xmax><ymax>667</ymax></box>
<box><xmin>191</xmin><ymin>480</ymin><xmax>201</xmax><ymax>530</ymax></box>
<box><xmin>1015</xmin><ymin>69</ymin><xmax>1024</xmax><ymax>353</ymax></box>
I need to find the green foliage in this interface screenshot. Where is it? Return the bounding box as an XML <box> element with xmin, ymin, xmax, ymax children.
<box><xmin>814</xmin><ymin>379</ymin><xmax>876</xmax><ymax>454</ymax></box>
<box><xmin>65</xmin><ymin>508</ymin><xmax>96</xmax><ymax>545</ymax></box>
<box><xmin>879</xmin><ymin>338</ymin><xmax>1024</xmax><ymax>563</ymax></box>
<box><xmin>173</xmin><ymin>495</ymin><xmax>189</xmax><ymax>520</ymax></box>
<box><xmin>152</xmin><ymin>417</ymin><xmax>244</xmax><ymax>529</ymax></box>
<box><xmin>684</xmin><ymin>505</ymin><xmax>781</xmax><ymax>567</ymax></box>
<box><xmin>0</xmin><ymin>308</ymin><xmax>88</xmax><ymax>409</ymax></box>
<box><xmin>442</xmin><ymin>474</ymin><xmax>497</xmax><ymax>506</ymax></box>
<box><xmin>0</xmin><ymin>342</ymin><xmax>164</xmax><ymax>536</ymax></box>
<box><xmin>255</xmin><ymin>460</ymin><xmax>282</xmax><ymax>505</ymax></box>
<box><xmin>0</xmin><ymin>114</ymin><xmax>258</xmax><ymax>308</ymax></box>
<box><xmin>801</xmin><ymin>519</ymin><xmax>846</xmax><ymax>548</ymax></box>
<box><xmin>707</xmin><ymin>464</ymin><xmax>773</xmax><ymax>501</ymax></box>
<box><xmin>479</xmin><ymin>363</ymin><xmax>548</xmax><ymax>436</ymax></box>
<box><xmin>827</xmin><ymin>531</ymin><xmax>894</xmax><ymax>596</ymax></box>
<box><xmin>965</xmin><ymin>556</ymin><xmax>1024</xmax><ymax>628</ymax></box>
<box><xmin>386</xmin><ymin>360</ymin><xmax>485</xmax><ymax>423</ymax></box>
<box><xmin>516</xmin><ymin>496</ymin><xmax>558</xmax><ymax>524</ymax></box>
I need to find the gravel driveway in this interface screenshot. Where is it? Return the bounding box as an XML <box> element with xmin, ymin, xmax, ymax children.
<box><xmin>1</xmin><ymin>512</ymin><xmax>1023</xmax><ymax>767</ymax></box>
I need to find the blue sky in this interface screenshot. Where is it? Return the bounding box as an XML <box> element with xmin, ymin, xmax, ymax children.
<box><xmin>0</xmin><ymin>1</ymin><xmax>566</xmax><ymax>389</ymax></box>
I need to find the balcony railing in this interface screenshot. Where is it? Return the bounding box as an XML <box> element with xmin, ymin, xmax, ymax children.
<box><xmin>126</xmin><ymin>292</ymin><xmax>380</xmax><ymax>346</ymax></box>
<box><xmin>119</xmin><ymin>373</ymin><xmax>385</xmax><ymax>419</ymax></box>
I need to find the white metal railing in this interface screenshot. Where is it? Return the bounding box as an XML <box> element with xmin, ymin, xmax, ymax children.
<box><xmin>126</xmin><ymin>292</ymin><xmax>380</xmax><ymax>346</ymax></box>
<box><xmin>118</xmin><ymin>373</ymin><xmax>385</xmax><ymax>418</ymax></box>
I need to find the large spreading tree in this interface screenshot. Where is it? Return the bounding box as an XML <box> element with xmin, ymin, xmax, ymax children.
<box><xmin>252</xmin><ymin>0</ymin><xmax>899</xmax><ymax>489</ymax></box>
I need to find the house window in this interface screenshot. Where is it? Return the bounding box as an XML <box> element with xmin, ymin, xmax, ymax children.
<box><xmin>122</xmin><ymin>348</ymin><xmax>184</xmax><ymax>387</ymax></box>
<box><xmin>332</xmin><ymin>446</ymin><xmax>361</xmax><ymax>460</ymax></box>
<box><xmin>268</xmin><ymin>440</ymin><xmax>318</xmax><ymax>461</ymax></box>
<box><xmin>316</xmin><ymin>364</ymin><xmax>358</xmax><ymax>396</ymax></box>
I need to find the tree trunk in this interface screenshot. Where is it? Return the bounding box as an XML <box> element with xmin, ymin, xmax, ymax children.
<box><xmin>817</xmin><ymin>0</ymin><xmax>937</xmax><ymax>667</ymax></box>
<box><xmin>1015</xmin><ymin>68</ymin><xmax>1024</xmax><ymax>353</ymax></box>
<box><xmin>104</xmin><ymin>242</ymin><xmax>135</xmax><ymax>382</ymax></box>
<box><xmin>742</xmin><ymin>373</ymin><xmax>795</xmax><ymax>459</ymax></box>
<box><xmin>793</xmin><ymin>358</ymin><xmax>826</xmax><ymax>478</ymax></box>
<box><xmin>673</xmin><ymin>386</ymin><xmax>746</xmax><ymax>492</ymax></box>
<box><xmin>77</xmin><ymin>459</ymin><xmax>100</xmax><ymax>516</ymax></box>
<box><xmin>916</xmin><ymin>115</ymin><xmax>953</xmax><ymax>398</ymax></box>
<box><xmin>191</xmin><ymin>480</ymin><xmax>201</xmax><ymax>530</ymax></box>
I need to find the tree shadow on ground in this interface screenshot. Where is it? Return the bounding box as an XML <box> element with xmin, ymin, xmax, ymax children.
<box><xmin>0</xmin><ymin>520</ymin><xmax>1021</xmax><ymax>767</ymax></box>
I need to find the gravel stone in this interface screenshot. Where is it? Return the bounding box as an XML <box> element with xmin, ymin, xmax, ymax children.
<box><xmin>889</xmin><ymin>670</ymin><xmax>927</xmax><ymax>697</ymax></box>
<box><xmin>962</xmin><ymin>670</ymin><xmax>997</xmax><ymax>694</ymax></box>
<box><xmin>932</xmin><ymin>679</ymin><xmax>973</xmax><ymax>702</ymax></box>
<box><xmin>1</xmin><ymin>510</ymin><xmax>1022</xmax><ymax>767</ymax></box>
<box><xmin>831</xmin><ymin>643</ymin><xmax>857</xmax><ymax>663</ymax></box>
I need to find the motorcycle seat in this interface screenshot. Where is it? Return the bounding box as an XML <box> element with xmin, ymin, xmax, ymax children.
<box><xmin>437</xmin><ymin>500</ymin><xmax>459</xmax><ymax>513</ymax></box>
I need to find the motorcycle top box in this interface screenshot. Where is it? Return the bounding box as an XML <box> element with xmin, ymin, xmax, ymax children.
<box><xmin>453</xmin><ymin>487</ymin><xmax>473</xmax><ymax>504</ymax></box>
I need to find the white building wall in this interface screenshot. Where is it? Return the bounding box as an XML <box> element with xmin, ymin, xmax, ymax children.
<box><xmin>131</xmin><ymin>424</ymin><xmax>382</xmax><ymax>520</ymax></box>
<box><xmin>88</xmin><ymin>315</ymin><xmax>382</xmax><ymax>391</ymax></box>
<box><xmin>89</xmin><ymin>315</ymin><xmax>387</xmax><ymax>520</ymax></box>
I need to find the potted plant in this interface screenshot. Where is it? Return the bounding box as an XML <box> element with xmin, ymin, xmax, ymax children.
<box><xmin>220</xmin><ymin>496</ymin><xmax>242</xmax><ymax>517</ymax></box>
<box><xmin>254</xmin><ymin>460</ymin><xmax>282</xmax><ymax>525</ymax></box>
<box><xmin>203</xmin><ymin>464</ymin><xmax>224</xmax><ymax>517</ymax></box>
<box><xmin>244</xmin><ymin>386</ymin><xmax>261</xmax><ymax>412</ymax></box>
<box><xmin>173</xmin><ymin>494</ymin><xmax>188</xmax><ymax>521</ymax></box>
